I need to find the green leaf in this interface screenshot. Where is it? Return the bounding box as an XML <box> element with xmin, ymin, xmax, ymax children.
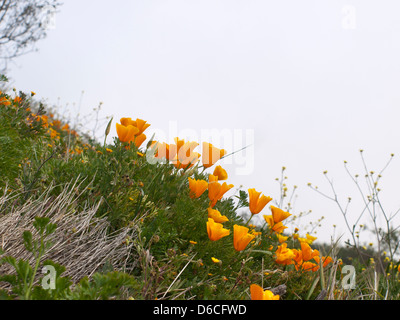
<box><xmin>23</xmin><ymin>231</ymin><xmax>33</xmax><ymax>252</ymax></box>
<box><xmin>45</xmin><ymin>222</ymin><xmax>57</xmax><ymax>236</ymax></box>
<box><xmin>0</xmin><ymin>74</ymin><xmax>8</xmax><ymax>82</ymax></box>
<box><xmin>33</xmin><ymin>217</ymin><xmax>50</xmax><ymax>235</ymax></box>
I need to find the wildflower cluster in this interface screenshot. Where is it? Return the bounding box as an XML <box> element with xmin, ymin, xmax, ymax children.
<box><xmin>4</xmin><ymin>83</ymin><xmax>400</xmax><ymax>300</ymax></box>
<box><xmin>115</xmin><ymin>115</ymin><xmax>334</xmax><ymax>300</ymax></box>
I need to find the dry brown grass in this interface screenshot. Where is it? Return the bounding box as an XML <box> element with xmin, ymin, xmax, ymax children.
<box><xmin>0</xmin><ymin>179</ymin><xmax>138</xmax><ymax>288</ymax></box>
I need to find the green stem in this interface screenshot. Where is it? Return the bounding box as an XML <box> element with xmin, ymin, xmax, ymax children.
<box><xmin>244</xmin><ymin>214</ymin><xmax>254</xmax><ymax>227</ymax></box>
<box><xmin>25</xmin><ymin>237</ymin><xmax>44</xmax><ymax>300</ymax></box>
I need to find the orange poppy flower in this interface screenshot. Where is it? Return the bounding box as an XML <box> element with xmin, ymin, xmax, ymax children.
<box><xmin>314</xmin><ymin>255</ymin><xmax>333</xmax><ymax>268</ymax></box>
<box><xmin>263</xmin><ymin>215</ymin><xmax>288</xmax><ymax>234</ymax></box>
<box><xmin>302</xmin><ymin>261</ymin><xmax>319</xmax><ymax>272</ymax></box>
<box><xmin>292</xmin><ymin>249</ymin><xmax>303</xmax><ymax>269</ymax></box>
<box><xmin>0</xmin><ymin>96</ymin><xmax>11</xmax><ymax>106</ymax></box>
<box><xmin>172</xmin><ymin>151</ymin><xmax>201</xmax><ymax>170</ymax></box>
<box><xmin>212</xmin><ymin>165</ymin><xmax>228</xmax><ymax>181</ymax></box>
<box><xmin>233</xmin><ymin>225</ymin><xmax>255</xmax><ymax>251</ymax></box>
<box><xmin>250</xmin><ymin>284</ymin><xmax>280</xmax><ymax>300</ymax></box>
<box><xmin>298</xmin><ymin>234</ymin><xmax>318</xmax><ymax>245</ymax></box>
<box><xmin>133</xmin><ymin>118</ymin><xmax>150</xmax><ymax>135</ymax></box>
<box><xmin>248</xmin><ymin>189</ymin><xmax>272</xmax><ymax>215</ymax></box>
<box><xmin>270</xmin><ymin>206</ymin><xmax>291</xmax><ymax>223</ymax></box>
<box><xmin>277</xmin><ymin>234</ymin><xmax>288</xmax><ymax>244</ymax></box>
<box><xmin>168</xmin><ymin>137</ymin><xmax>186</xmax><ymax>160</ymax></box>
<box><xmin>171</xmin><ymin>141</ymin><xmax>200</xmax><ymax>169</ymax></box>
<box><xmin>152</xmin><ymin>141</ymin><xmax>170</xmax><ymax>160</ymax></box>
<box><xmin>207</xmin><ymin>208</ymin><xmax>229</xmax><ymax>223</ymax></box>
<box><xmin>275</xmin><ymin>243</ymin><xmax>295</xmax><ymax>265</ymax></box>
<box><xmin>120</xmin><ymin>118</ymin><xmax>150</xmax><ymax>135</ymax></box>
<box><xmin>202</xmin><ymin>142</ymin><xmax>226</xmax><ymax>169</ymax></box>
<box><xmin>188</xmin><ymin>178</ymin><xmax>208</xmax><ymax>199</ymax></box>
<box><xmin>207</xmin><ymin>218</ymin><xmax>230</xmax><ymax>242</ymax></box>
<box><xmin>14</xmin><ymin>96</ymin><xmax>22</xmax><ymax>104</ymax></box>
<box><xmin>133</xmin><ymin>133</ymin><xmax>147</xmax><ymax>148</ymax></box>
<box><xmin>208</xmin><ymin>175</ymin><xmax>234</xmax><ymax>207</ymax></box>
<box><xmin>116</xmin><ymin>123</ymin><xmax>139</xmax><ymax>142</ymax></box>
<box><xmin>300</xmin><ymin>242</ymin><xmax>319</xmax><ymax>262</ymax></box>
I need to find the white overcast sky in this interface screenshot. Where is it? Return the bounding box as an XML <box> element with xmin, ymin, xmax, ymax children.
<box><xmin>6</xmin><ymin>0</ymin><xmax>400</xmax><ymax>245</ymax></box>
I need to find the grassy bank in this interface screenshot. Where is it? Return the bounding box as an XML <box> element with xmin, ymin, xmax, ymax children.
<box><xmin>1</xmin><ymin>77</ymin><xmax>400</xmax><ymax>300</ymax></box>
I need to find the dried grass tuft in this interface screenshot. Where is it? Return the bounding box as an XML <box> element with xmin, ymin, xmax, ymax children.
<box><xmin>0</xmin><ymin>179</ymin><xmax>138</xmax><ymax>288</ymax></box>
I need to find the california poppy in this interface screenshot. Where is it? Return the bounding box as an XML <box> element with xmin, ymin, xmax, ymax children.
<box><xmin>116</xmin><ymin>123</ymin><xmax>139</xmax><ymax>143</ymax></box>
<box><xmin>172</xmin><ymin>141</ymin><xmax>200</xmax><ymax>169</ymax></box>
<box><xmin>233</xmin><ymin>225</ymin><xmax>255</xmax><ymax>251</ymax></box>
<box><xmin>207</xmin><ymin>208</ymin><xmax>229</xmax><ymax>223</ymax></box>
<box><xmin>133</xmin><ymin>133</ymin><xmax>147</xmax><ymax>148</ymax></box>
<box><xmin>270</xmin><ymin>206</ymin><xmax>292</xmax><ymax>223</ymax></box>
<box><xmin>264</xmin><ymin>215</ymin><xmax>288</xmax><ymax>234</ymax></box>
<box><xmin>275</xmin><ymin>243</ymin><xmax>295</xmax><ymax>265</ymax></box>
<box><xmin>213</xmin><ymin>165</ymin><xmax>228</xmax><ymax>181</ymax></box>
<box><xmin>248</xmin><ymin>189</ymin><xmax>272</xmax><ymax>215</ymax></box>
<box><xmin>250</xmin><ymin>284</ymin><xmax>280</xmax><ymax>300</ymax></box>
<box><xmin>188</xmin><ymin>178</ymin><xmax>208</xmax><ymax>199</ymax></box>
<box><xmin>208</xmin><ymin>175</ymin><xmax>234</xmax><ymax>207</ymax></box>
<box><xmin>202</xmin><ymin>142</ymin><xmax>226</xmax><ymax>169</ymax></box>
<box><xmin>300</xmin><ymin>242</ymin><xmax>319</xmax><ymax>262</ymax></box>
<box><xmin>207</xmin><ymin>218</ymin><xmax>230</xmax><ymax>242</ymax></box>
<box><xmin>120</xmin><ymin>118</ymin><xmax>150</xmax><ymax>135</ymax></box>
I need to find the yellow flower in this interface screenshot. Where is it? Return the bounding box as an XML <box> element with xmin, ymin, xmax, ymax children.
<box><xmin>251</xmin><ymin>230</ymin><xmax>262</xmax><ymax>237</ymax></box>
<box><xmin>306</xmin><ymin>234</ymin><xmax>317</xmax><ymax>244</ymax></box>
<box><xmin>207</xmin><ymin>208</ymin><xmax>229</xmax><ymax>223</ymax></box>
<box><xmin>188</xmin><ymin>178</ymin><xmax>208</xmax><ymax>199</ymax></box>
<box><xmin>213</xmin><ymin>165</ymin><xmax>228</xmax><ymax>181</ymax></box>
<box><xmin>248</xmin><ymin>188</ymin><xmax>272</xmax><ymax>215</ymax></box>
<box><xmin>207</xmin><ymin>218</ymin><xmax>230</xmax><ymax>242</ymax></box>
<box><xmin>233</xmin><ymin>225</ymin><xmax>255</xmax><ymax>251</ymax></box>
<box><xmin>298</xmin><ymin>234</ymin><xmax>317</xmax><ymax>245</ymax></box>
<box><xmin>211</xmin><ymin>257</ymin><xmax>221</xmax><ymax>264</ymax></box>
<box><xmin>277</xmin><ymin>234</ymin><xmax>288</xmax><ymax>244</ymax></box>
<box><xmin>202</xmin><ymin>142</ymin><xmax>226</xmax><ymax>169</ymax></box>
<box><xmin>106</xmin><ymin>148</ymin><xmax>113</xmax><ymax>153</ymax></box>
<box><xmin>189</xmin><ymin>241</ymin><xmax>197</xmax><ymax>245</ymax></box>
<box><xmin>48</xmin><ymin>128</ymin><xmax>59</xmax><ymax>139</ymax></box>
<box><xmin>250</xmin><ymin>284</ymin><xmax>279</xmax><ymax>300</ymax></box>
